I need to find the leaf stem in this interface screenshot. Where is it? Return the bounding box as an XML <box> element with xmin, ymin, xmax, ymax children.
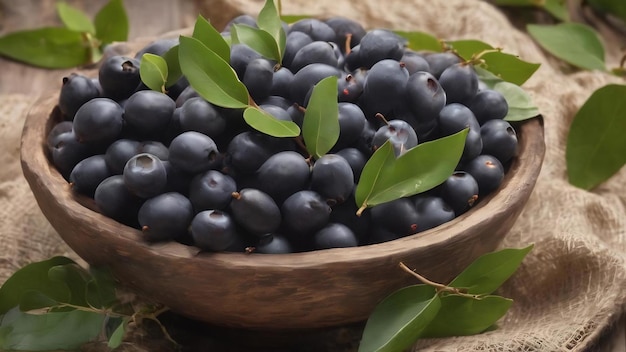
<box><xmin>399</xmin><ymin>262</ymin><xmax>481</xmax><ymax>299</ymax></box>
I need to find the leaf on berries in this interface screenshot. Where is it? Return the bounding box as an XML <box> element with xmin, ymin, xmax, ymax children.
<box><xmin>56</xmin><ymin>2</ymin><xmax>96</xmax><ymax>34</ymax></box>
<box><xmin>192</xmin><ymin>15</ymin><xmax>231</xmax><ymax>63</ymax></box>
<box><xmin>140</xmin><ymin>53</ymin><xmax>168</xmax><ymax>93</ymax></box>
<box><xmin>280</xmin><ymin>15</ymin><xmax>310</xmax><ymax>24</ymax></box>
<box><xmin>448</xmin><ymin>244</ymin><xmax>534</xmax><ymax>295</ymax></box>
<box><xmin>420</xmin><ymin>294</ymin><xmax>513</xmax><ymax>338</ymax></box>
<box><xmin>94</xmin><ymin>0</ymin><xmax>128</xmax><ymax>45</ymax></box>
<box><xmin>302</xmin><ymin>76</ymin><xmax>340</xmax><ymax>158</ymax></box>
<box><xmin>231</xmin><ymin>24</ymin><xmax>282</xmax><ymax>62</ymax></box>
<box><xmin>475</xmin><ymin>67</ymin><xmax>539</xmax><ymax>121</ymax></box>
<box><xmin>566</xmin><ymin>84</ymin><xmax>626</xmax><ymax>190</ymax></box>
<box><xmin>447</xmin><ymin>40</ymin><xmax>539</xmax><ymax>85</ymax></box>
<box><xmin>0</xmin><ymin>307</ymin><xmax>105</xmax><ymax>351</ymax></box>
<box><xmin>0</xmin><ymin>257</ymin><xmax>75</xmax><ymax>314</ymax></box>
<box><xmin>355</xmin><ymin>129</ymin><xmax>467</xmax><ymax>210</ymax></box>
<box><xmin>178</xmin><ymin>35</ymin><xmax>249</xmax><ymax>109</ymax></box>
<box><xmin>257</xmin><ymin>0</ymin><xmax>286</xmax><ymax>59</ymax></box>
<box><xmin>162</xmin><ymin>45</ymin><xmax>182</xmax><ymax>87</ymax></box>
<box><xmin>479</xmin><ymin>52</ymin><xmax>540</xmax><ymax>86</ymax></box>
<box><xmin>0</xmin><ymin>28</ymin><xmax>90</xmax><ymax>68</ymax></box>
<box><xmin>395</xmin><ymin>31</ymin><xmax>442</xmax><ymax>53</ymax></box>
<box><xmin>445</xmin><ymin>39</ymin><xmax>492</xmax><ymax>59</ymax></box>
<box><xmin>243</xmin><ymin>107</ymin><xmax>301</xmax><ymax>137</ymax></box>
<box><xmin>358</xmin><ymin>285</ymin><xmax>440</xmax><ymax>352</ymax></box>
<box><xmin>527</xmin><ymin>23</ymin><xmax>606</xmax><ymax>71</ymax></box>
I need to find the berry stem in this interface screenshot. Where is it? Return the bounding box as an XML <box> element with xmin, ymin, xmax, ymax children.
<box><xmin>345</xmin><ymin>33</ymin><xmax>353</xmax><ymax>55</ymax></box>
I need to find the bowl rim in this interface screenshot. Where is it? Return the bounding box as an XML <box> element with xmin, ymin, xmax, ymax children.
<box><xmin>21</xmin><ymin>94</ymin><xmax>546</xmax><ymax>270</ymax></box>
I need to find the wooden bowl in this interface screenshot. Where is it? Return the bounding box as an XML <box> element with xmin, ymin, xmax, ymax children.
<box><xmin>21</xmin><ymin>94</ymin><xmax>545</xmax><ymax>330</ymax></box>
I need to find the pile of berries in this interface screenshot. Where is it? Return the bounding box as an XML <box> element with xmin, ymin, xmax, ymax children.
<box><xmin>48</xmin><ymin>15</ymin><xmax>518</xmax><ymax>254</ymax></box>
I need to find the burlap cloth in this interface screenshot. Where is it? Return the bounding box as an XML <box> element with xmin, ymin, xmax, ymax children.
<box><xmin>2</xmin><ymin>0</ymin><xmax>626</xmax><ymax>350</ymax></box>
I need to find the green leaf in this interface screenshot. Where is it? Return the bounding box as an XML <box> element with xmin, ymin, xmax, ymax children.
<box><xmin>586</xmin><ymin>0</ymin><xmax>626</xmax><ymax>23</ymax></box>
<box><xmin>395</xmin><ymin>31</ymin><xmax>442</xmax><ymax>53</ymax></box>
<box><xmin>107</xmin><ymin>317</ymin><xmax>130</xmax><ymax>348</ymax></box>
<box><xmin>243</xmin><ymin>107</ymin><xmax>301</xmax><ymax>137</ymax></box>
<box><xmin>94</xmin><ymin>0</ymin><xmax>129</xmax><ymax>45</ymax></box>
<box><xmin>0</xmin><ymin>257</ymin><xmax>75</xmax><ymax>314</ymax></box>
<box><xmin>192</xmin><ymin>15</ymin><xmax>230</xmax><ymax>63</ymax></box>
<box><xmin>358</xmin><ymin>285</ymin><xmax>441</xmax><ymax>352</ymax></box>
<box><xmin>479</xmin><ymin>52</ymin><xmax>540</xmax><ymax>86</ymax></box>
<box><xmin>231</xmin><ymin>24</ymin><xmax>281</xmax><ymax>62</ymax></box>
<box><xmin>280</xmin><ymin>15</ymin><xmax>310</xmax><ymax>24</ymax></box>
<box><xmin>56</xmin><ymin>2</ymin><xmax>96</xmax><ymax>34</ymax></box>
<box><xmin>566</xmin><ymin>84</ymin><xmax>626</xmax><ymax>190</ymax></box>
<box><xmin>258</xmin><ymin>0</ymin><xmax>285</xmax><ymax>53</ymax></box>
<box><xmin>86</xmin><ymin>266</ymin><xmax>118</xmax><ymax>309</ymax></box>
<box><xmin>355</xmin><ymin>129</ymin><xmax>467</xmax><ymax>209</ymax></box>
<box><xmin>493</xmin><ymin>0</ymin><xmax>569</xmax><ymax>21</ymax></box>
<box><xmin>527</xmin><ymin>23</ymin><xmax>606</xmax><ymax>71</ymax></box>
<box><xmin>163</xmin><ymin>45</ymin><xmax>182</xmax><ymax>87</ymax></box>
<box><xmin>354</xmin><ymin>141</ymin><xmax>397</xmax><ymax>210</ymax></box>
<box><xmin>475</xmin><ymin>67</ymin><xmax>540</xmax><ymax>121</ymax></box>
<box><xmin>302</xmin><ymin>76</ymin><xmax>340</xmax><ymax>158</ymax></box>
<box><xmin>448</xmin><ymin>244</ymin><xmax>534</xmax><ymax>295</ymax></box>
<box><xmin>446</xmin><ymin>39</ymin><xmax>493</xmax><ymax>60</ymax></box>
<box><xmin>178</xmin><ymin>35</ymin><xmax>249</xmax><ymax>109</ymax></box>
<box><xmin>543</xmin><ymin>0</ymin><xmax>570</xmax><ymax>21</ymax></box>
<box><xmin>0</xmin><ymin>307</ymin><xmax>105</xmax><ymax>351</ymax></box>
<box><xmin>421</xmin><ymin>295</ymin><xmax>513</xmax><ymax>337</ymax></box>
<box><xmin>47</xmin><ymin>264</ymin><xmax>91</xmax><ymax>308</ymax></box>
<box><xmin>18</xmin><ymin>291</ymin><xmax>61</xmax><ymax>312</ymax></box>
<box><xmin>0</xmin><ymin>27</ymin><xmax>90</xmax><ymax>68</ymax></box>
<box><xmin>140</xmin><ymin>53</ymin><xmax>168</xmax><ymax>92</ymax></box>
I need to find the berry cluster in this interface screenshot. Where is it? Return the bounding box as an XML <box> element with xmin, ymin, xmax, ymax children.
<box><xmin>48</xmin><ymin>15</ymin><xmax>518</xmax><ymax>254</ymax></box>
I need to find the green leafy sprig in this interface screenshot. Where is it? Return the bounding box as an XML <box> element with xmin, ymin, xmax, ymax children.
<box><xmin>0</xmin><ymin>257</ymin><xmax>172</xmax><ymax>350</ymax></box>
<box><xmin>0</xmin><ymin>0</ymin><xmax>128</xmax><ymax>68</ymax></box>
<box><xmin>358</xmin><ymin>245</ymin><xmax>534</xmax><ymax>352</ymax></box>
<box><xmin>490</xmin><ymin>0</ymin><xmax>626</xmax><ymax>190</ymax></box>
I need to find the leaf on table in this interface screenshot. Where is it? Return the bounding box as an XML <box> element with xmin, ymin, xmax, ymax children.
<box><xmin>107</xmin><ymin>316</ymin><xmax>130</xmax><ymax>348</ymax></box>
<box><xmin>527</xmin><ymin>23</ymin><xmax>606</xmax><ymax>71</ymax></box>
<box><xmin>0</xmin><ymin>28</ymin><xmax>90</xmax><ymax>68</ymax></box>
<box><xmin>47</xmin><ymin>264</ymin><xmax>91</xmax><ymax>308</ymax></box>
<box><xmin>566</xmin><ymin>84</ymin><xmax>626</xmax><ymax>190</ymax></box>
<box><xmin>420</xmin><ymin>294</ymin><xmax>513</xmax><ymax>337</ymax></box>
<box><xmin>231</xmin><ymin>24</ymin><xmax>282</xmax><ymax>62</ymax></box>
<box><xmin>140</xmin><ymin>53</ymin><xmax>168</xmax><ymax>93</ymax></box>
<box><xmin>395</xmin><ymin>31</ymin><xmax>442</xmax><ymax>53</ymax></box>
<box><xmin>543</xmin><ymin>0</ymin><xmax>570</xmax><ymax>22</ymax></box>
<box><xmin>178</xmin><ymin>35</ymin><xmax>250</xmax><ymax>109</ymax></box>
<box><xmin>0</xmin><ymin>257</ymin><xmax>75</xmax><ymax>314</ymax></box>
<box><xmin>192</xmin><ymin>15</ymin><xmax>231</xmax><ymax>63</ymax></box>
<box><xmin>585</xmin><ymin>0</ymin><xmax>626</xmax><ymax>23</ymax></box>
<box><xmin>56</xmin><ymin>2</ymin><xmax>96</xmax><ymax>34</ymax></box>
<box><xmin>86</xmin><ymin>266</ymin><xmax>119</xmax><ymax>309</ymax></box>
<box><xmin>358</xmin><ymin>285</ymin><xmax>440</xmax><ymax>352</ymax></box>
<box><xmin>0</xmin><ymin>307</ymin><xmax>105</xmax><ymax>351</ymax></box>
<box><xmin>302</xmin><ymin>76</ymin><xmax>340</xmax><ymax>158</ymax></box>
<box><xmin>448</xmin><ymin>244</ymin><xmax>534</xmax><ymax>295</ymax></box>
<box><xmin>243</xmin><ymin>107</ymin><xmax>301</xmax><ymax>137</ymax></box>
<box><xmin>355</xmin><ymin>129</ymin><xmax>467</xmax><ymax>210</ymax></box>
<box><xmin>94</xmin><ymin>0</ymin><xmax>129</xmax><ymax>45</ymax></box>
